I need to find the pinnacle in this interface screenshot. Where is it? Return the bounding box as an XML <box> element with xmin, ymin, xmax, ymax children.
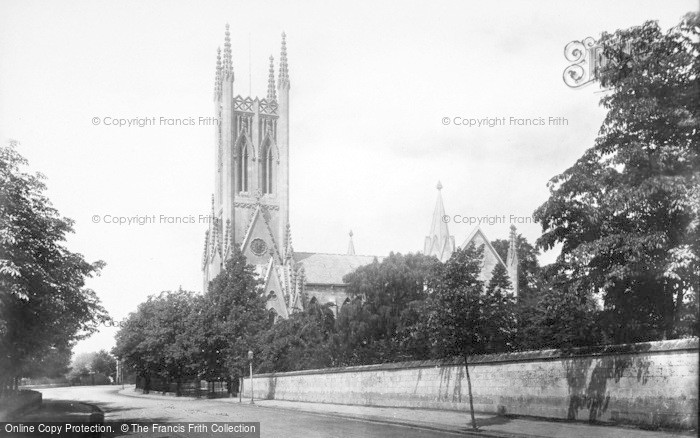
<box><xmin>267</xmin><ymin>55</ymin><xmax>277</xmax><ymax>101</ymax></box>
<box><xmin>223</xmin><ymin>24</ymin><xmax>233</xmax><ymax>79</ymax></box>
<box><xmin>278</xmin><ymin>31</ymin><xmax>289</xmax><ymax>87</ymax></box>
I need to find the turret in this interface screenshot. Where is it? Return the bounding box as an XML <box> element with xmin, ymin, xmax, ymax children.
<box><xmin>221</xmin><ymin>24</ymin><xmax>235</xmax><ymax>233</ymax></box>
<box><xmin>277</xmin><ymin>32</ymin><xmax>291</xmax><ymax>255</ymax></box>
<box><xmin>506</xmin><ymin>225</ymin><xmax>519</xmax><ymax>296</ymax></box>
<box><xmin>214</xmin><ymin>47</ymin><xmax>222</xmax><ymax>101</ymax></box>
<box><xmin>267</xmin><ymin>56</ymin><xmax>277</xmax><ymax>101</ymax></box>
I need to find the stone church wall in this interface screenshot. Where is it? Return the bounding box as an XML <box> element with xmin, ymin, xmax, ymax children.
<box><xmin>240</xmin><ymin>338</ymin><xmax>698</xmax><ymax>429</ymax></box>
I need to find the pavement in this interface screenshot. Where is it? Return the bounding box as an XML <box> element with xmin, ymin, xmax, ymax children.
<box><xmin>217</xmin><ymin>397</ymin><xmax>695</xmax><ymax>438</ymax></box>
<box><xmin>14</xmin><ymin>386</ymin><xmax>696</xmax><ymax>438</ymax></box>
<box><xmin>15</xmin><ymin>399</ymin><xmax>102</xmax><ymax>423</ymax></box>
<box><xmin>31</xmin><ymin>386</ymin><xmax>464</xmax><ymax>437</ymax></box>
<box><xmin>131</xmin><ymin>388</ymin><xmax>695</xmax><ymax>438</ymax></box>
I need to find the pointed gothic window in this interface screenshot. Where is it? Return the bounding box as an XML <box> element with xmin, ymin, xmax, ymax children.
<box><xmin>237</xmin><ymin>140</ymin><xmax>250</xmax><ymax>193</ymax></box>
<box><xmin>261</xmin><ymin>140</ymin><xmax>274</xmax><ymax>194</ymax></box>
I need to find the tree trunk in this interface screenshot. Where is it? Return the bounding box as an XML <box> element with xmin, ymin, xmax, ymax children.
<box><xmin>144</xmin><ymin>374</ymin><xmax>151</xmax><ymax>394</ymax></box>
<box><xmin>673</xmin><ymin>287</ymin><xmax>684</xmax><ymax>336</ymax></box>
<box><xmin>463</xmin><ymin>354</ymin><xmax>478</xmax><ymax>430</ymax></box>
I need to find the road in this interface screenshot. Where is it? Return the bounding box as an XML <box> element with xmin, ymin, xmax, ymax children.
<box><xmin>28</xmin><ymin>386</ymin><xmax>462</xmax><ymax>438</ymax></box>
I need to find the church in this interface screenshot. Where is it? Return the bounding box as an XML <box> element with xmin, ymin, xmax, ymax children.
<box><xmin>201</xmin><ymin>27</ymin><xmax>518</xmax><ymax>320</ymax></box>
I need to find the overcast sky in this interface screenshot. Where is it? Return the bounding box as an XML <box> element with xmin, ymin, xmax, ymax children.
<box><xmin>0</xmin><ymin>0</ymin><xmax>694</xmax><ymax>355</ymax></box>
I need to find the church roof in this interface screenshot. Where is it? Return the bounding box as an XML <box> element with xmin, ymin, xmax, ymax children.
<box><xmin>294</xmin><ymin>252</ymin><xmax>380</xmax><ymax>285</ymax></box>
<box><xmin>461</xmin><ymin>226</ymin><xmax>507</xmax><ymax>267</ymax></box>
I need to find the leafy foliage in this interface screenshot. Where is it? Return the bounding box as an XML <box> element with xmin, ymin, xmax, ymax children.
<box><xmin>426</xmin><ymin>245</ymin><xmax>516</xmax><ymax>357</ymax></box>
<box><xmin>67</xmin><ymin>349</ymin><xmax>117</xmax><ymax>383</ymax></box>
<box><xmin>333</xmin><ymin>253</ymin><xmax>437</xmax><ymax>365</ymax></box>
<box><xmin>256</xmin><ymin>301</ymin><xmax>335</xmax><ymax>373</ymax></box>
<box><xmin>113</xmin><ymin>289</ymin><xmax>199</xmax><ymax>392</ymax></box>
<box><xmin>534</xmin><ymin>14</ymin><xmax>699</xmax><ymax>342</ymax></box>
<box><xmin>424</xmin><ymin>244</ymin><xmax>516</xmax><ymax>429</ymax></box>
<box><xmin>22</xmin><ymin>346</ymin><xmax>72</xmax><ymax>379</ymax></box>
<box><xmin>198</xmin><ymin>251</ymin><xmax>268</xmax><ymax>380</ymax></box>
<box><xmin>491</xmin><ymin>235</ymin><xmax>542</xmax><ymax>306</ymax></box>
<box><xmin>525</xmin><ymin>264</ymin><xmax>604</xmax><ymax>349</ymax></box>
<box><xmin>0</xmin><ymin>141</ymin><xmax>108</xmax><ymax>393</ymax></box>
<box><xmin>114</xmin><ymin>252</ymin><xmax>267</xmax><ymax>392</ymax></box>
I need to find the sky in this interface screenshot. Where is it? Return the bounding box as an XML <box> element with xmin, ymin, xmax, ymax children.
<box><xmin>0</xmin><ymin>0</ymin><xmax>694</xmax><ymax>355</ymax></box>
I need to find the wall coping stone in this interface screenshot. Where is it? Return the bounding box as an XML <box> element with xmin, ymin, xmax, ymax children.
<box><xmin>251</xmin><ymin>338</ymin><xmax>698</xmax><ymax>379</ymax></box>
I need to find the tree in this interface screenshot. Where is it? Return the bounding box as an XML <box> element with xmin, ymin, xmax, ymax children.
<box><xmin>147</xmin><ymin>289</ymin><xmax>199</xmax><ymax>394</ymax></box>
<box><xmin>424</xmin><ymin>244</ymin><xmax>508</xmax><ymax>430</ymax></box>
<box><xmin>114</xmin><ymin>252</ymin><xmax>266</xmax><ymax>395</ymax></box>
<box><xmin>526</xmin><ymin>264</ymin><xmax>603</xmax><ymax>349</ymax></box>
<box><xmin>113</xmin><ymin>289</ymin><xmax>198</xmax><ymax>394</ymax></box>
<box><xmin>534</xmin><ymin>14</ymin><xmax>699</xmax><ymax>343</ymax></box>
<box><xmin>491</xmin><ymin>235</ymin><xmax>542</xmax><ymax>306</ymax></box>
<box><xmin>0</xmin><ymin>140</ymin><xmax>109</xmax><ymax>394</ymax></box>
<box><xmin>23</xmin><ymin>346</ymin><xmax>72</xmax><ymax>380</ymax></box>
<box><xmin>113</xmin><ymin>300</ymin><xmax>157</xmax><ymax>391</ymax></box>
<box><xmin>333</xmin><ymin>253</ymin><xmax>437</xmax><ymax>365</ymax></box>
<box><xmin>482</xmin><ymin>264</ymin><xmax>517</xmax><ymax>352</ymax></box>
<box><xmin>67</xmin><ymin>352</ymin><xmax>94</xmax><ymax>383</ymax></box>
<box><xmin>66</xmin><ymin>350</ymin><xmax>117</xmax><ymax>384</ymax></box>
<box><xmin>491</xmin><ymin>235</ymin><xmax>550</xmax><ymax>350</ymax></box>
<box><xmin>256</xmin><ymin>301</ymin><xmax>335</xmax><ymax>373</ymax></box>
<box><xmin>198</xmin><ymin>250</ymin><xmax>268</xmax><ymax>385</ymax></box>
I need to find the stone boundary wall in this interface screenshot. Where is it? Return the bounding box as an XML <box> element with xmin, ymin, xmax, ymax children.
<box><xmin>0</xmin><ymin>390</ymin><xmax>42</xmax><ymax>421</ymax></box>
<box><xmin>241</xmin><ymin>339</ymin><xmax>698</xmax><ymax>429</ymax></box>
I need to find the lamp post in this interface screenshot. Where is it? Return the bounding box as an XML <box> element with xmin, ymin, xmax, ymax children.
<box><xmin>248</xmin><ymin>350</ymin><xmax>254</xmax><ymax>404</ymax></box>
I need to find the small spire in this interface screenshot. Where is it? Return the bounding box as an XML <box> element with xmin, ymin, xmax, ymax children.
<box><xmin>423</xmin><ymin>182</ymin><xmax>455</xmax><ymax>262</ymax></box>
<box><xmin>284</xmin><ymin>222</ymin><xmax>293</xmax><ymax>259</ymax></box>
<box><xmin>214</xmin><ymin>47</ymin><xmax>222</xmax><ymax>98</ymax></box>
<box><xmin>267</xmin><ymin>55</ymin><xmax>277</xmax><ymax>101</ymax></box>
<box><xmin>202</xmin><ymin>230</ymin><xmax>210</xmax><ymax>266</ymax></box>
<box><xmin>347</xmin><ymin>230</ymin><xmax>356</xmax><ymax>256</ymax></box>
<box><xmin>506</xmin><ymin>225</ymin><xmax>519</xmax><ymax>296</ymax></box>
<box><xmin>224</xmin><ymin>219</ymin><xmax>231</xmax><ymax>250</ymax></box>
<box><xmin>507</xmin><ymin>225</ymin><xmax>517</xmax><ymax>264</ymax></box>
<box><xmin>210</xmin><ymin>218</ymin><xmax>218</xmax><ymax>254</ymax></box>
<box><xmin>223</xmin><ymin>24</ymin><xmax>233</xmax><ymax>79</ymax></box>
<box><xmin>278</xmin><ymin>32</ymin><xmax>289</xmax><ymax>88</ymax></box>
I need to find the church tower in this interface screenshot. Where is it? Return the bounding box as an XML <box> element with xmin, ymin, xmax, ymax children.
<box><xmin>203</xmin><ymin>27</ymin><xmax>291</xmax><ymax>291</ymax></box>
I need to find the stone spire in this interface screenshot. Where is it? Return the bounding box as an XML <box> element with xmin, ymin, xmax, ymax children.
<box><xmin>224</xmin><ymin>219</ymin><xmax>231</xmax><ymax>252</ymax></box>
<box><xmin>506</xmin><ymin>225</ymin><xmax>519</xmax><ymax>296</ymax></box>
<box><xmin>214</xmin><ymin>47</ymin><xmax>222</xmax><ymax>99</ymax></box>
<box><xmin>202</xmin><ymin>230</ymin><xmax>210</xmax><ymax>267</ymax></box>
<box><xmin>267</xmin><ymin>55</ymin><xmax>277</xmax><ymax>101</ymax></box>
<box><xmin>223</xmin><ymin>24</ymin><xmax>233</xmax><ymax>80</ymax></box>
<box><xmin>423</xmin><ymin>181</ymin><xmax>455</xmax><ymax>262</ymax></box>
<box><xmin>347</xmin><ymin>230</ymin><xmax>356</xmax><ymax>256</ymax></box>
<box><xmin>284</xmin><ymin>222</ymin><xmax>293</xmax><ymax>260</ymax></box>
<box><xmin>278</xmin><ymin>32</ymin><xmax>289</xmax><ymax>88</ymax></box>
